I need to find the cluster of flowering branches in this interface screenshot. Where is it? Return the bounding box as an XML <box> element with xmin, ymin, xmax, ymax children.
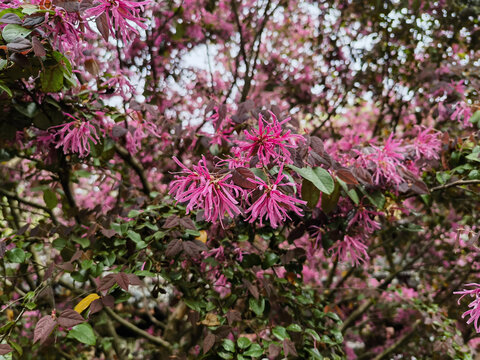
<box><xmin>170</xmin><ymin>112</ymin><xmax>307</xmax><ymax>229</ymax></box>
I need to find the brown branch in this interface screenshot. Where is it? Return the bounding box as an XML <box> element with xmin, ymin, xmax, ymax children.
<box><xmin>340</xmin><ymin>240</ymin><xmax>434</xmax><ymax>333</ymax></box>
<box><xmin>114</xmin><ymin>143</ymin><xmax>152</xmax><ymax>196</ymax></box>
<box><xmin>103</xmin><ymin>306</ymin><xmax>172</xmax><ymax>351</ymax></box>
<box><xmin>0</xmin><ymin>188</ymin><xmax>58</xmax><ymax>225</ymax></box>
<box><xmin>430</xmin><ymin>179</ymin><xmax>480</xmax><ymax>192</ymax></box>
<box><xmin>372</xmin><ymin>319</ymin><xmax>421</xmax><ymax>360</ymax></box>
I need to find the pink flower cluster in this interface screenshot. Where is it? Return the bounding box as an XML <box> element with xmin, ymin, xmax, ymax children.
<box><xmin>455</xmin><ymin>284</ymin><xmax>480</xmax><ymax>332</ymax></box>
<box><xmin>169</xmin><ymin>156</ymin><xmax>242</xmax><ymax>225</ymax></box>
<box><xmin>49</xmin><ymin>115</ymin><xmax>100</xmax><ymax>157</ymax></box>
<box><xmin>245</xmin><ymin>165</ymin><xmax>306</xmax><ymax>228</ymax></box>
<box><xmin>86</xmin><ymin>0</ymin><xmax>150</xmax><ymax>43</ymax></box>
<box><xmin>237</xmin><ymin>112</ymin><xmax>303</xmax><ymax>166</ymax></box>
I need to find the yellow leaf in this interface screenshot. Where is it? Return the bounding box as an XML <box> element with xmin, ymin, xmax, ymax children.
<box><xmin>74</xmin><ymin>293</ymin><xmax>100</xmax><ymax>314</ymax></box>
<box><xmin>195</xmin><ymin>230</ymin><xmax>207</xmax><ymax>243</ymax></box>
<box><xmin>198</xmin><ymin>313</ymin><xmax>220</xmax><ymax>326</ymax></box>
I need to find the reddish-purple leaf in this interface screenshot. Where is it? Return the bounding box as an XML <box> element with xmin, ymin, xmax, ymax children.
<box><xmin>232</xmin><ymin>167</ymin><xmax>256</xmax><ymax>189</ymax></box>
<box><xmin>43</xmin><ymin>262</ymin><xmax>55</xmax><ymax>281</ymax></box>
<box><xmin>268</xmin><ymin>343</ymin><xmax>281</xmax><ymax>358</ymax></box>
<box><xmin>112</xmin><ymin>125</ymin><xmax>128</xmax><ymax>138</ymax></box>
<box><xmin>283</xmin><ymin>339</ymin><xmax>297</xmax><ymax>357</ymax></box>
<box><xmin>225</xmin><ymin>309</ymin><xmax>241</xmax><ymax>325</ymax></box>
<box><xmin>179</xmin><ymin>217</ymin><xmax>196</xmax><ymax>230</ymax></box>
<box><xmin>57</xmin><ymin>309</ymin><xmax>85</xmax><ymax>328</ymax></box>
<box><xmin>57</xmin><ymin>262</ymin><xmax>74</xmax><ymax>272</ymax></box>
<box><xmin>163</xmin><ymin>215</ymin><xmax>180</xmax><ymax>229</ymax></box>
<box><xmin>165</xmin><ymin>239</ymin><xmax>183</xmax><ymax>258</ymax></box>
<box><xmin>7</xmin><ymin>38</ymin><xmax>31</xmax><ymax>52</ymax></box>
<box><xmin>32</xmin><ymin>37</ymin><xmax>46</xmax><ymax>57</ymax></box>
<box><xmin>115</xmin><ymin>273</ymin><xmax>129</xmax><ymax>291</ymax></box>
<box><xmin>0</xmin><ymin>344</ymin><xmax>12</xmax><ymax>355</ymax></box>
<box><xmin>97</xmin><ymin>274</ymin><xmax>117</xmax><ymax>293</ymax></box>
<box><xmin>127</xmin><ymin>273</ymin><xmax>143</xmax><ymax>286</ymax></box>
<box><xmin>0</xmin><ymin>13</ymin><xmax>22</xmax><ymax>24</ymax></box>
<box><xmin>203</xmin><ymin>332</ymin><xmax>216</xmax><ymax>354</ymax></box>
<box><xmin>22</xmin><ymin>14</ymin><xmax>45</xmax><ymax>27</ymax></box>
<box><xmin>353</xmin><ymin>167</ymin><xmax>373</xmax><ymax>185</ymax></box>
<box><xmin>70</xmin><ymin>249</ymin><xmax>83</xmax><ymax>262</ymax></box>
<box><xmin>33</xmin><ymin>315</ymin><xmax>57</xmax><ymax>344</ymax></box>
<box><xmin>79</xmin><ymin>0</ymin><xmax>94</xmax><ymax>12</ymax></box>
<box><xmin>102</xmin><ymin>295</ymin><xmax>115</xmax><ymax>308</ymax></box>
<box><xmin>243</xmin><ymin>279</ymin><xmax>259</xmax><ymax>299</ymax></box>
<box><xmin>310</xmin><ymin>136</ymin><xmax>325</xmax><ymax>154</ymax></box>
<box><xmin>53</xmin><ymin>0</ymin><xmax>80</xmax><ymax>12</ymax></box>
<box><xmin>0</xmin><ymin>241</ymin><xmax>5</xmax><ymax>258</ymax></box>
<box><xmin>89</xmin><ymin>299</ymin><xmax>103</xmax><ymax>315</ymax></box>
<box><xmin>183</xmin><ymin>240</ymin><xmax>208</xmax><ymax>258</ymax></box>
<box><xmin>95</xmin><ymin>13</ymin><xmax>109</xmax><ymax>41</ymax></box>
<box><xmin>101</xmin><ymin>228</ymin><xmax>117</xmax><ymax>238</ymax></box>
<box><xmin>336</xmin><ymin>168</ymin><xmax>359</xmax><ymax>185</ymax></box>
<box><xmin>215</xmin><ymin>104</ymin><xmax>227</xmax><ymax>130</ymax></box>
<box><xmin>204</xmin><ymin>100</ymin><xmax>217</xmax><ymax>116</ymax></box>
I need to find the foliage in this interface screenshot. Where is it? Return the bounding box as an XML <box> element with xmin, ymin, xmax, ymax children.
<box><xmin>0</xmin><ymin>0</ymin><xmax>480</xmax><ymax>359</ymax></box>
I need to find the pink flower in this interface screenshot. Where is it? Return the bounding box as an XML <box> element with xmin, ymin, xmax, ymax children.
<box><xmin>86</xmin><ymin>0</ymin><xmax>150</xmax><ymax>43</ymax></box>
<box><xmin>358</xmin><ymin>134</ymin><xmax>405</xmax><ymax>185</ymax></box>
<box><xmin>347</xmin><ymin>207</ymin><xmax>381</xmax><ymax>234</ymax></box>
<box><xmin>169</xmin><ymin>156</ymin><xmax>243</xmax><ymax>225</ymax></box>
<box><xmin>451</xmin><ymin>102</ymin><xmax>473</xmax><ymax>127</ymax></box>
<box><xmin>125</xmin><ymin>116</ymin><xmax>160</xmax><ymax>154</ymax></box>
<box><xmin>411</xmin><ymin>126</ymin><xmax>442</xmax><ymax>160</ymax></box>
<box><xmin>454</xmin><ymin>283</ymin><xmax>480</xmax><ymax>332</ymax></box>
<box><xmin>238</xmin><ymin>112</ymin><xmax>303</xmax><ymax>166</ymax></box>
<box><xmin>50</xmin><ymin>115</ymin><xmax>100</xmax><ymax>157</ymax></box>
<box><xmin>329</xmin><ymin>235</ymin><xmax>369</xmax><ymax>266</ymax></box>
<box><xmin>246</xmin><ymin>165</ymin><xmax>306</xmax><ymax>228</ymax></box>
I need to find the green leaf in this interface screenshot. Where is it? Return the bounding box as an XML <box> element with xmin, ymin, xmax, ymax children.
<box><xmin>272</xmin><ymin>326</ymin><xmax>289</xmax><ymax>341</ymax></box>
<box><xmin>127</xmin><ymin>210</ymin><xmax>142</xmax><ymax>217</ymax></box>
<box><xmin>43</xmin><ymin>189</ymin><xmax>58</xmax><ymax>210</ymax></box>
<box><xmin>321</xmin><ymin>181</ymin><xmax>340</xmax><ymax>214</ymax></box>
<box><xmin>0</xmin><ymin>321</ymin><xmax>15</xmax><ymax>334</ymax></box>
<box><xmin>305</xmin><ymin>328</ymin><xmax>321</xmax><ymax>341</ymax></box>
<box><xmin>361</xmin><ymin>188</ymin><xmax>385</xmax><ymax>209</ymax></box>
<box><xmin>337</xmin><ymin>178</ymin><xmax>359</xmax><ymax>204</ymax></box>
<box><xmin>8</xmin><ymin>340</ymin><xmax>22</xmax><ymax>356</ymax></box>
<box><xmin>288</xmin><ymin>165</ymin><xmax>334</xmax><ymax>194</ymax></box>
<box><xmin>249</xmin><ymin>298</ymin><xmax>265</xmax><ymax>316</ymax></box>
<box><xmin>222</xmin><ymin>339</ymin><xmax>235</xmax><ymax>352</ymax></box>
<box><xmin>263</xmin><ymin>252</ymin><xmax>279</xmax><ymax>268</ymax></box>
<box><xmin>2</xmin><ymin>24</ymin><xmax>32</xmax><ymax>42</ymax></box>
<box><xmin>6</xmin><ymin>248</ymin><xmax>26</xmax><ymax>263</ymax></box>
<box><xmin>67</xmin><ymin>323</ymin><xmax>96</xmax><ymax>346</ymax></box>
<box><xmin>306</xmin><ymin>348</ymin><xmax>323</xmax><ymax>360</ymax></box>
<box><xmin>301</xmin><ymin>179</ymin><xmax>320</xmax><ymax>208</ymax></box>
<box><xmin>0</xmin><ymin>59</ymin><xmax>8</xmax><ymax>70</ymax></box>
<box><xmin>73</xmin><ymin>236</ymin><xmax>89</xmax><ymax>249</ymax></box>
<box><xmin>469</xmin><ymin>110</ymin><xmax>480</xmax><ymax>125</ymax></box>
<box><xmin>237</xmin><ymin>337</ymin><xmax>251</xmax><ymax>349</ymax></box>
<box><xmin>286</xmin><ymin>323</ymin><xmax>302</xmax><ymax>332</ymax></box>
<box><xmin>243</xmin><ymin>343</ymin><xmax>263</xmax><ymax>357</ymax></box>
<box><xmin>436</xmin><ymin>172</ymin><xmax>450</xmax><ymax>185</ymax></box>
<box><xmin>183</xmin><ymin>298</ymin><xmax>203</xmax><ymax>312</ymax></box>
<box><xmin>466</xmin><ymin>153</ymin><xmax>480</xmax><ymax>163</ymax></box>
<box><xmin>0</xmin><ymin>82</ymin><xmax>12</xmax><ymax>97</ymax></box>
<box><xmin>127</xmin><ymin>230</ymin><xmax>147</xmax><ymax>249</ymax></box>
<box><xmin>40</xmin><ymin>66</ymin><xmax>64</xmax><ymax>93</ymax></box>
<box><xmin>218</xmin><ymin>352</ymin><xmax>233</xmax><ymax>359</ymax></box>
<box><xmin>331</xmin><ymin>328</ymin><xmax>343</xmax><ymax>343</ymax></box>
<box><xmin>52</xmin><ymin>238</ymin><xmax>66</xmax><ymax>251</ymax></box>
<box><xmin>127</xmin><ymin>230</ymin><xmax>142</xmax><ymax>243</ymax></box>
